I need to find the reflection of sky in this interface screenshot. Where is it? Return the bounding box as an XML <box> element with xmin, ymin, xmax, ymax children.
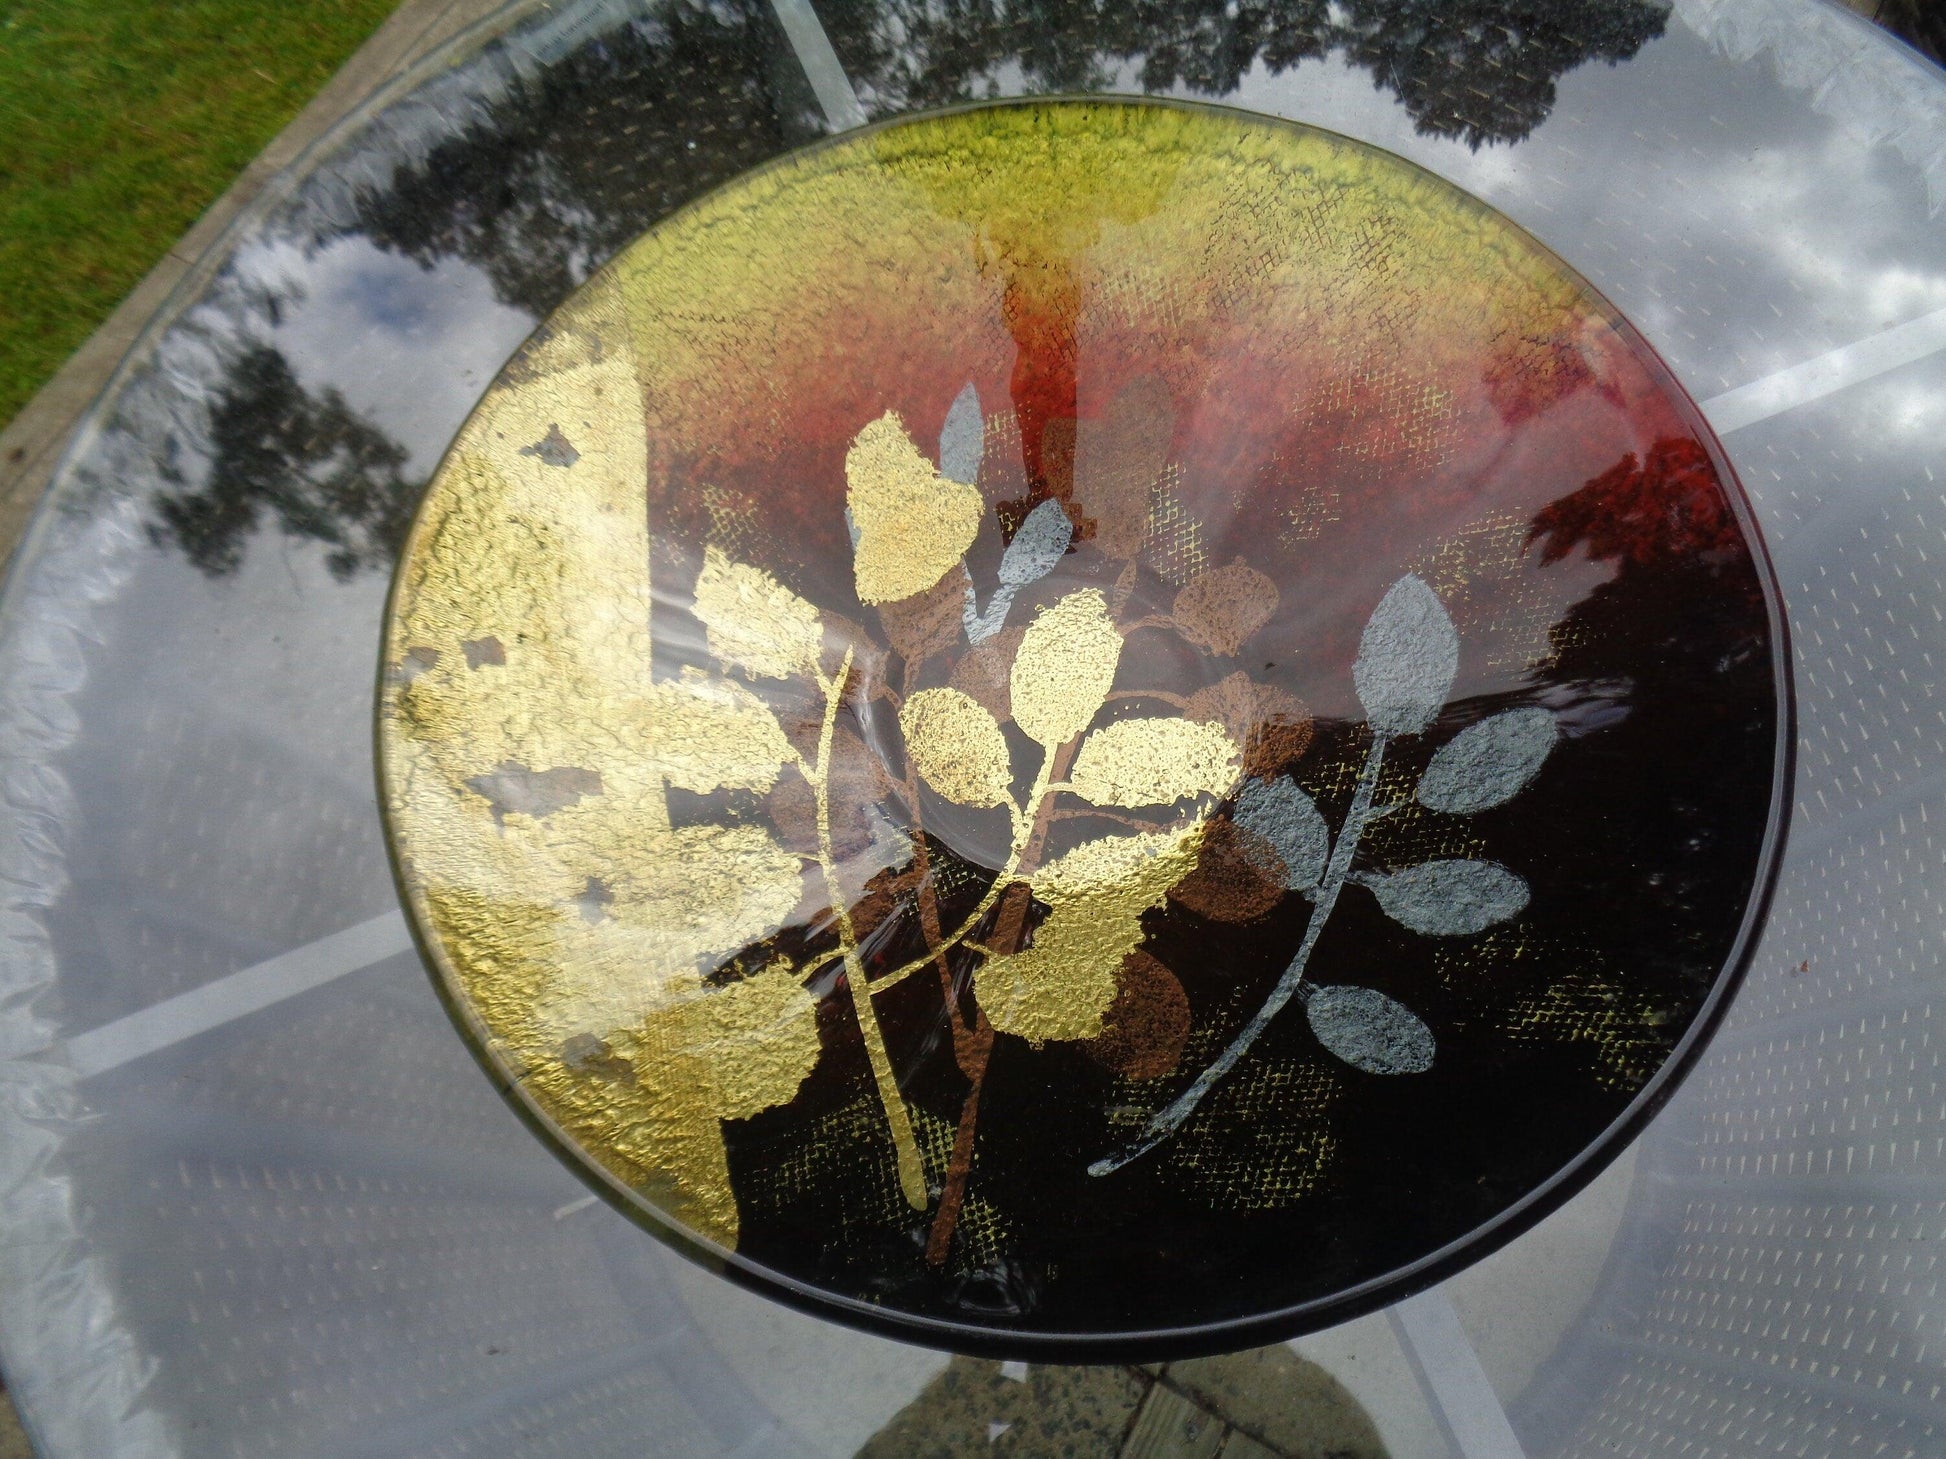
<box><xmin>238</xmin><ymin>237</ymin><xmax>536</xmax><ymax>475</ymax></box>
<box><xmin>1224</xmin><ymin>19</ymin><xmax>1946</xmax><ymax>402</ymax></box>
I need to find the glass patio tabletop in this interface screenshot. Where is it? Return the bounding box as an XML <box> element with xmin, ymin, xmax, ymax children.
<box><xmin>0</xmin><ymin>0</ymin><xmax>1942</xmax><ymax>1454</ymax></box>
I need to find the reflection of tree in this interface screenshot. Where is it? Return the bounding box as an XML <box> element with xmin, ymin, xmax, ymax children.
<box><xmin>1529</xmin><ymin>437</ymin><xmax>1773</xmax><ymax>973</ymax></box>
<box><xmin>146</xmin><ymin>2</ymin><xmax>817</xmax><ymax>579</ymax></box>
<box><xmin>1531</xmin><ymin>436</ymin><xmax>1745</xmax><ymax>568</ymax></box>
<box><xmin>147</xmin><ymin>345</ymin><xmax>418</xmax><ymax>579</ymax></box>
<box><xmin>145</xmin><ymin>0</ymin><xmax>1675</xmax><ymax>579</ymax></box>
<box><xmin>820</xmin><ymin>0</ymin><xmax>1668</xmax><ymax>146</ymax></box>
<box><xmin>819</xmin><ymin>0</ymin><xmax>1331</xmax><ymax>100</ymax></box>
<box><xmin>352</xmin><ymin>0</ymin><xmax>1672</xmax><ymax>321</ymax></box>
<box><xmin>1334</xmin><ymin>0</ymin><xmax>1670</xmax><ymax>147</ymax></box>
<box><xmin>1873</xmin><ymin>0</ymin><xmax>1945</xmax><ymax>65</ymax></box>
<box><xmin>346</xmin><ymin>3</ymin><xmax>819</xmax><ymax>317</ymax></box>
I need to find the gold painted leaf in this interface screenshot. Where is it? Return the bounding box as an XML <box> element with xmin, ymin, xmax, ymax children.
<box><xmin>514</xmin><ymin>813</ymin><xmax>806</xmax><ymax>1037</ymax></box>
<box><xmin>636</xmin><ymin>959</ymin><xmax>823</xmax><ymax>1121</ymax></box>
<box><xmin>846</xmin><ymin>411</ymin><xmax>982</xmax><ymax>604</ymax></box>
<box><xmin>693</xmin><ymin>545</ymin><xmax>824</xmax><ymax>680</ymax></box>
<box><xmin>900</xmin><ymin>687</ymin><xmax>1015</xmax><ymax>809</ymax></box>
<box><xmin>577</xmin><ymin>958</ymin><xmax>821</xmax><ymax>1249</ymax></box>
<box><xmin>636</xmin><ymin>667</ymin><xmax>794</xmax><ymax>794</ymax></box>
<box><xmin>974</xmin><ymin>821</ymin><xmax>1204</xmax><ymax>1043</ymax></box>
<box><xmin>1173</xmin><ymin>560</ymin><xmax>1279</xmax><ymax>657</ymax></box>
<box><xmin>1010</xmin><ymin>589</ymin><xmax>1121</xmax><ymax>748</ymax></box>
<box><xmin>380</xmin><ymin>274</ymin><xmax>817</xmax><ymax>1253</ymax></box>
<box><xmin>1068</xmin><ymin>717</ymin><xmax>1238</xmax><ymax>808</ymax></box>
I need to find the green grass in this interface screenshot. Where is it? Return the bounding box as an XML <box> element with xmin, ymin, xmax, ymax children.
<box><xmin>0</xmin><ymin>0</ymin><xmax>400</xmax><ymax>428</ymax></box>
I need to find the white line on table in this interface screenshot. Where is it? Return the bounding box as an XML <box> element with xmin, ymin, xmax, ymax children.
<box><xmin>1700</xmin><ymin>305</ymin><xmax>1946</xmax><ymax>434</ymax></box>
<box><xmin>768</xmin><ymin>0</ymin><xmax>866</xmax><ymax>131</ymax></box>
<box><xmin>66</xmin><ymin>911</ymin><xmax>414</xmax><ymax>1078</ymax></box>
<box><xmin>1390</xmin><ymin>1287</ymin><xmax>1527</xmax><ymax>1458</ymax></box>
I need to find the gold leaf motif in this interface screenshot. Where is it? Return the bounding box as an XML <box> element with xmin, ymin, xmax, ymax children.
<box><xmin>846</xmin><ymin>411</ymin><xmax>982</xmax><ymax>604</ymax></box>
<box><xmin>636</xmin><ymin>667</ymin><xmax>794</xmax><ymax>794</ymax></box>
<box><xmin>590</xmin><ymin>959</ymin><xmax>822</xmax><ymax>1248</ymax></box>
<box><xmin>974</xmin><ymin>821</ymin><xmax>1205</xmax><ymax>1042</ymax></box>
<box><xmin>1010</xmin><ymin>589</ymin><xmax>1121</xmax><ymax>748</ymax></box>
<box><xmin>635</xmin><ymin>960</ymin><xmax>823</xmax><ymax>1121</ymax></box>
<box><xmin>693</xmin><ymin>545</ymin><xmax>823</xmax><ymax>680</ymax></box>
<box><xmin>900</xmin><ymin>687</ymin><xmax>1015</xmax><ymax>809</ymax></box>
<box><xmin>438</xmin><ymin>811</ymin><xmax>804</xmax><ymax>1041</ymax></box>
<box><xmin>1067</xmin><ymin>717</ymin><xmax>1238</xmax><ymax>807</ymax></box>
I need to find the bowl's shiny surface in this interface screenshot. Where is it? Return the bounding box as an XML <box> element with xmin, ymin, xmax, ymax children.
<box><xmin>380</xmin><ymin>98</ymin><xmax>1787</xmax><ymax>1353</ymax></box>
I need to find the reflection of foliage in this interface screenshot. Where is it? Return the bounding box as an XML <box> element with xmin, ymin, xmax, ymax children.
<box><xmin>1872</xmin><ymin>0</ymin><xmax>1946</xmax><ymax>65</ymax></box>
<box><xmin>1528</xmin><ymin>435</ymin><xmax>1774</xmax><ymax>980</ymax></box>
<box><xmin>343</xmin><ymin>0</ymin><xmax>1675</xmax><ymax>316</ymax></box>
<box><xmin>148</xmin><ymin>0</ymin><xmax>1670</xmax><ymax>580</ymax></box>
<box><xmin>347</xmin><ymin>4</ymin><xmax>817</xmax><ymax>318</ymax></box>
<box><xmin>147</xmin><ymin>344</ymin><xmax>418</xmax><ymax>579</ymax></box>
<box><xmin>150</xmin><ymin>4</ymin><xmax>817</xmax><ymax>581</ymax></box>
<box><xmin>1332</xmin><ymin>0</ymin><xmax>1671</xmax><ymax>148</ymax></box>
<box><xmin>821</xmin><ymin>0</ymin><xmax>1669</xmax><ymax>146</ymax></box>
<box><xmin>1530</xmin><ymin>437</ymin><xmax>1744</xmax><ymax>568</ymax></box>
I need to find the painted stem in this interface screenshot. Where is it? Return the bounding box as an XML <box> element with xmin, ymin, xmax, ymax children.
<box><xmin>926</xmin><ymin>1033</ymin><xmax>990</xmax><ymax>1265</ymax></box>
<box><xmin>924</xmin><ymin>734</ymin><xmax>1076</xmax><ymax>1265</ymax></box>
<box><xmin>866</xmin><ymin>755</ymin><xmax>1051</xmax><ymax>993</ymax></box>
<box><xmin>814</xmin><ymin>649</ymin><xmax>927</xmax><ymax>1210</ymax></box>
<box><xmin>1089</xmin><ymin>729</ymin><xmax>1392</xmax><ymax>1177</ymax></box>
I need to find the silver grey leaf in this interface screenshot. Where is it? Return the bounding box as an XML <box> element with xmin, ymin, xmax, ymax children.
<box><xmin>1417</xmin><ymin>707</ymin><xmax>1559</xmax><ymax>815</ymax></box>
<box><xmin>1358</xmin><ymin>859</ymin><xmax>1528</xmax><ymax>936</ymax></box>
<box><xmin>998</xmin><ymin>498</ymin><xmax>1073</xmax><ymax>587</ymax></box>
<box><xmin>1307</xmin><ymin>985</ymin><xmax>1434</xmax><ymax>1074</ymax></box>
<box><xmin>1352</xmin><ymin>574</ymin><xmax>1458</xmax><ymax>738</ymax></box>
<box><xmin>1234</xmin><ymin>776</ymin><xmax>1330</xmax><ymax>890</ymax></box>
<box><xmin>939</xmin><ymin>381</ymin><xmax>983</xmax><ymax>486</ymax></box>
<box><xmin>963</xmin><ymin>582</ymin><xmax>1015</xmax><ymax>645</ymax></box>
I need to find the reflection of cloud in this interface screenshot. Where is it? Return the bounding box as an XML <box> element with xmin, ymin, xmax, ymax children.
<box><xmin>238</xmin><ymin>238</ymin><xmax>535</xmax><ymax>475</ymax></box>
<box><xmin>1679</xmin><ymin>0</ymin><xmax>1946</xmax><ymax>212</ymax></box>
<box><xmin>1227</xmin><ymin>14</ymin><xmax>1946</xmax><ymax>409</ymax></box>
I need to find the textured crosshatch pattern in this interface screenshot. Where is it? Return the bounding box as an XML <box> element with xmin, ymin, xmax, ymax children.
<box><xmin>378</xmin><ymin>100</ymin><xmax>1787</xmax><ymax>1349</ymax></box>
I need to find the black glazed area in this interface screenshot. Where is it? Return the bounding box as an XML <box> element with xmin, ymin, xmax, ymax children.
<box><xmin>718</xmin><ymin>431</ymin><xmax>1783</xmax><ymax>1344</ymax></box>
